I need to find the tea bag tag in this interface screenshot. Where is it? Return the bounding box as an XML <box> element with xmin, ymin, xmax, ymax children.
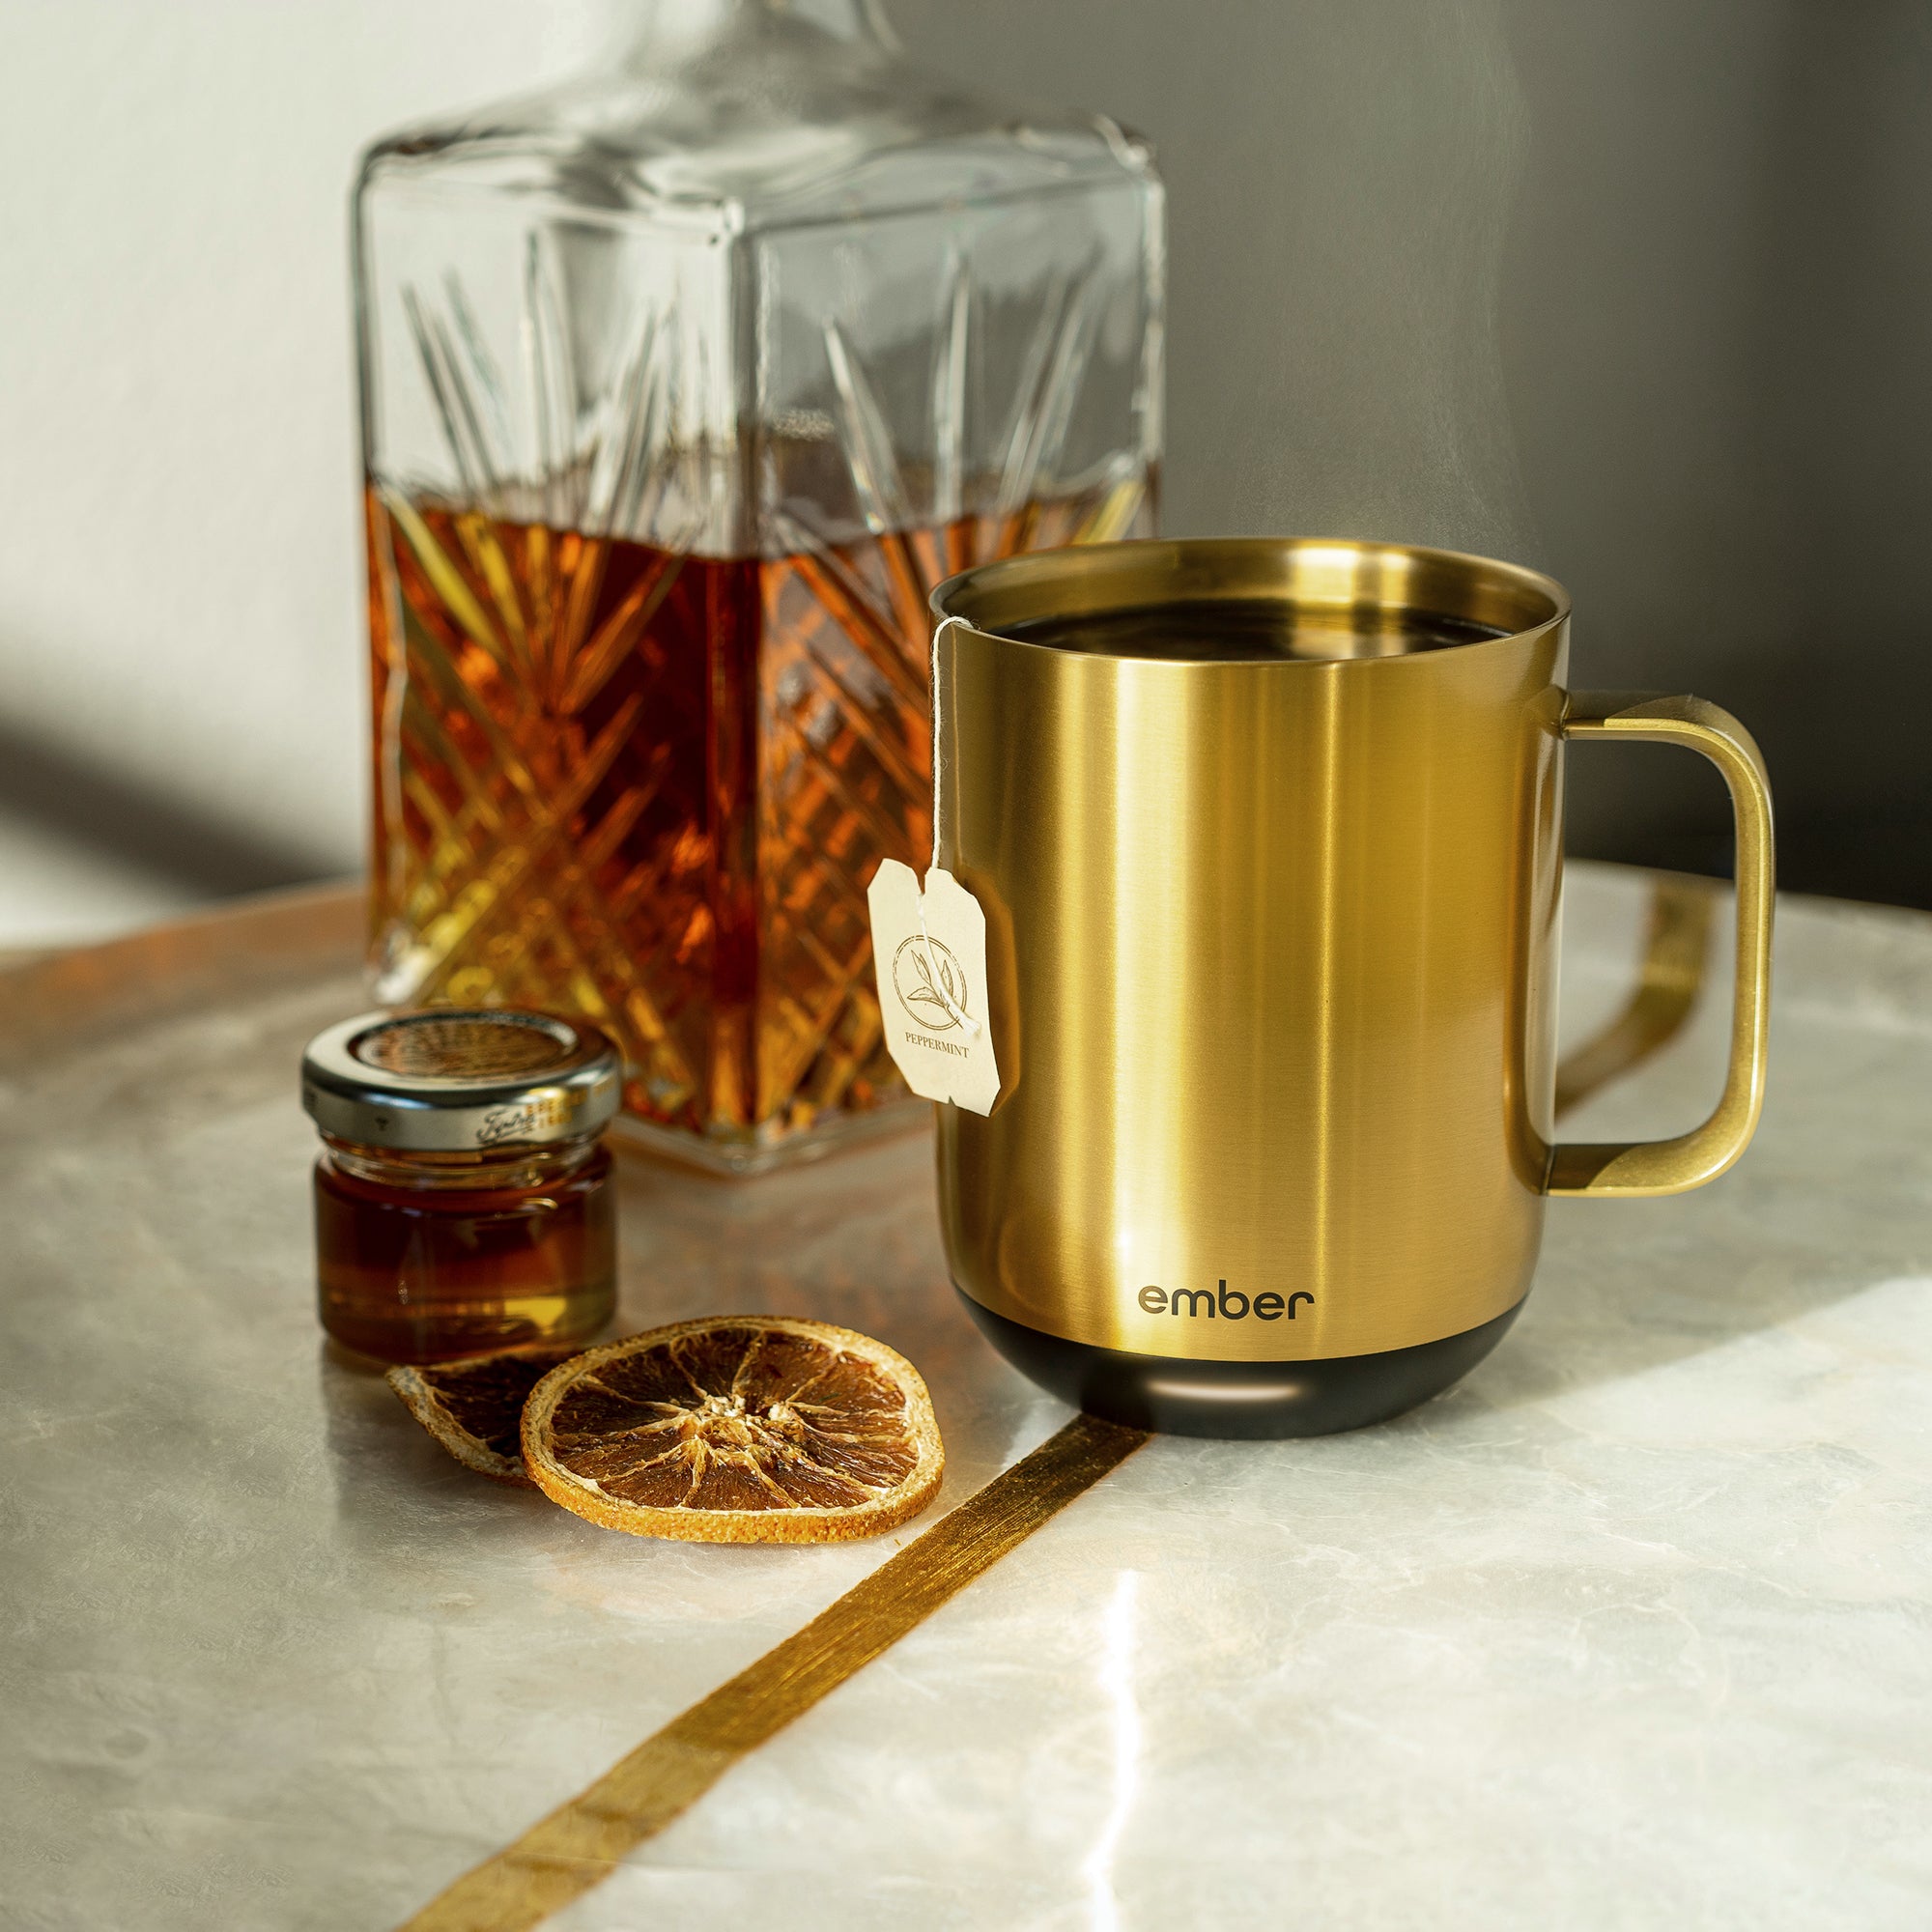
<box><xmin>867</xmin><ymin>860</ymin><xmax>1001</xmax><ymax>1115</ymax></box>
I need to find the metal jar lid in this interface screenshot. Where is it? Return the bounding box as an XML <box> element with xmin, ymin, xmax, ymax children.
<box><xmin>300</xmin><ymin>1009</ymin><xmax>622</xmax><ymax>1152</ymax></box>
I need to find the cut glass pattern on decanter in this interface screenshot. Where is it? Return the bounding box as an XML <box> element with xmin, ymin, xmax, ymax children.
<box><xmin>355</xmin><ymin>1</ymin><xmax>1163</xmax><ymax>1171</ymax></box>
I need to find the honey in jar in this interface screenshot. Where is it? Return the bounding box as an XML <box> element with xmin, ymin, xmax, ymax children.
<box><xmin>300</xmin><ymin>1009</ymin><xmax>619</xmax><ymax>1364</ymax></box>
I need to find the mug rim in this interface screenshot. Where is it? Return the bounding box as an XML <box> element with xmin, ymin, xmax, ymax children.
<box><xmin>930</xmin><ymin>535</ymin><xmax>1571</xmax><ymax>667</ymax></box>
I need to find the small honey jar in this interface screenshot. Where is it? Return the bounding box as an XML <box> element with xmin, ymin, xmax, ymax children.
<box><xmin>300</xmin><ymin>1009</ymin><xmax>620</xmax><ymax>1364</ymax></box>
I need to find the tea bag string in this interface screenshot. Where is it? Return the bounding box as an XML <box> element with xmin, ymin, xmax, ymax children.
<box><xmin>921</xmin><ymin>614</ymin><xmax>982</xmax><ymax>1042</ymax></box>
<box><xmin>929</xmin><ymin>614</ymin><xmax>964</xmax><ymax>864</ymax></box>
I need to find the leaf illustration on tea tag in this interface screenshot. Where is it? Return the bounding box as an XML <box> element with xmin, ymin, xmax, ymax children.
<box><xmin>867</xmin><ymin>859</ymin><xmax>1001</xmax><ymax>1115</ymax></box>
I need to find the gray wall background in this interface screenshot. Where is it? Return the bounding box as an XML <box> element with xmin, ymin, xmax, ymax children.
<box><xmin>0</xmin><ymin>0</ymin><xmax>613</xmax><ymax>944</ymax></box>
<box><xmin>0</xmin><ymin>2</ymin><xmax>1923</xmax><ymax>937</ymax></box>
<box><xmin>895</xmin><ymin>0</ymin><xmax>1932</xmax><ymax>904</ymax></box>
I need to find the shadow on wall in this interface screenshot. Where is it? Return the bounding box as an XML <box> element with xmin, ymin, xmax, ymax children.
<box><xmin>0</xmin><ymin>717</ymin><xmax>321</xmax><ymax>900</ymax></box>
<box><xmin>1501</xmin><ymin>0</ymin><xmax>1932</xmax><ymax>909</ymax></box>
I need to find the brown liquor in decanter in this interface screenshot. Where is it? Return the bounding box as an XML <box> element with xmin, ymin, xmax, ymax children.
<box><xmin>354</xmin><ymin>0</ymin><xmax>1163</xmax><ymax>1169</ymax></box>
<box><xmin>365</xmin><ymin>478</ymin><xmax>1152</xmax><ymax>1172</ymax></box>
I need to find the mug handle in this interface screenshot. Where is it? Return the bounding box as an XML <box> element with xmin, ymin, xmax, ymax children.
<box><xmin>1548</xmin><ymin>693</ymin><xmax>1776</xmax><ymax>1198</ymax></box>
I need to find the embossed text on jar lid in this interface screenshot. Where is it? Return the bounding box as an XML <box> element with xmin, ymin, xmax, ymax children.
<box><xmin>300</xmin><ymin>1009</ymin><xmax>622</xmax><ymax>1152</ymax></box>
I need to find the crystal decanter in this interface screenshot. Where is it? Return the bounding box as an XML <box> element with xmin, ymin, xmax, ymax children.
<box><xmin>354</xmin><ymin>0</ymin><xmax>1163</xmax><ymax>1172</ymax></box>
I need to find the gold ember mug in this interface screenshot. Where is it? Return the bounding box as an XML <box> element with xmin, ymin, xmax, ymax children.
<box><xmin>928</xmin><ymin>538</ymin><xmax>1774</xmax><ymax>1437</ymax></box>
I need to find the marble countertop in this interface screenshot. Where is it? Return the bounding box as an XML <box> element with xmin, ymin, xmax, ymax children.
<box><xmin>4</xmin><ymin>864</ymin><xmax>1929</xmax><ymax>1930</ymax></box>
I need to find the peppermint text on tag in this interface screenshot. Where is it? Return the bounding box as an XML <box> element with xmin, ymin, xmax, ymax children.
<box><xmin>867</xmin><ymin>860</ymin><xmax>1001</xmax><ymax>1115</ymax></box>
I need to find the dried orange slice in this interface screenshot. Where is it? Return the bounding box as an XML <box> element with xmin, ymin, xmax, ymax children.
<box><xmin>521</xmin><ymin>1316</ymin><xmax>945</xmax><ymax>1543</ymax></box>
<box><xmin>385</xmin><ymin>1344</ymin><xmax>584</xmax><ymax>1486</ymax></box>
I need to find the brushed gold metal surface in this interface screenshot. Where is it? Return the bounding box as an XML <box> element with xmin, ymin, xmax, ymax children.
<box><xmin>929</xmin><ymin>539</ymin><xmax>1776</xmax><ymax>1364</ymax></box>
<box><xmin>1548</xmin><ymin>696</ymin><xmax>1775</xmax><ymax>1196</ymax></box>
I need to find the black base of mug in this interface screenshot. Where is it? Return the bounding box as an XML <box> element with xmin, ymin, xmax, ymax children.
<box><xmin>957</xmin><ymin>1291</ymin><xmax>1524</xmax><ymax>1439</ymax></box>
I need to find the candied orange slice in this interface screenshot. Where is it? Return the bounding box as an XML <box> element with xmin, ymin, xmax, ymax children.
<box><xmin>521</xmin><ymin>1316</ymin><xmax>945</xmax><ymax>1543</ymax></box>
<box><xmin>386</xmin><ymin>1344</ymin><xmax>584</xmax><ymax>1486</ymax></box>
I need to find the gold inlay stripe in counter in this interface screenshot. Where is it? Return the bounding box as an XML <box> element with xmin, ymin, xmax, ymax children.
<box><xmin>397</xmin><ymin>1415</ymin><xmax>1147</xmax><ymax>1931</ymax></box>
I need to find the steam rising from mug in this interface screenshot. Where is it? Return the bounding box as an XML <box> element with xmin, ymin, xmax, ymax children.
<box><xmin>1185</xmin><ymin>0</ymin><xmax>1536</xmax><ymax>562</ymax></box>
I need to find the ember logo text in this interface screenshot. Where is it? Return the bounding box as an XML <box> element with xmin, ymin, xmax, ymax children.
<box><xmin>1137</xmin><ymin>1280</ymin><xmax>1314</xmax><ymax>1321</ymax></box>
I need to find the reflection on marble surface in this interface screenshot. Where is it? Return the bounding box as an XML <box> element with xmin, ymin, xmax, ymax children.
<box><xmin>4</xmin><ymin>866</ymin><xmax>1932</xmax><ymax>1929</ymax></box>
<box><xmin>1084</xmin><ymin>1571</ymin><xmax>1141</xmax><ymax>1932</ymax></box>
